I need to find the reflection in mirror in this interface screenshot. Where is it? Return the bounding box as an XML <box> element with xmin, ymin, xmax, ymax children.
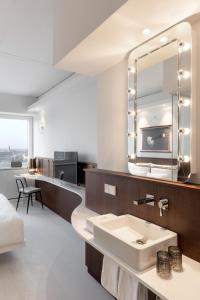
<box><xmin>128</xmin><ymin>23</ymin><xmax>191</xmax><ymax>182</ymax></box>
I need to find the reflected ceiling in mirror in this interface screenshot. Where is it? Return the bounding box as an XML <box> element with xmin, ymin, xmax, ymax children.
<box><xmin>128</xmin><ymin>22</ymin><xmax>191</xmax><ymax>182</ymax></box>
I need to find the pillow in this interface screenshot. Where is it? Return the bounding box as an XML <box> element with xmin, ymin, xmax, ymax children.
<box><xmin>130</xmin><ymin>170</ymin><xmax>150</xmax><ymax>176</ymax></box>
<box><xmin>128</xmin><ymin>162</ymin><xmax>150</xmax><ymax>176</ymax></box>
<box><xmin>147</xmin><ymin>172</ymin><xmax>170</xmax><ymax>180</ymax></box>
<box><xmin>150</xmin><ymin>166</ymin><xmax>178</xmax><ymax>181</ymax></box>
<box><xmin>151</xmin><ymin>164</ymin><xmax>178</xmax><ymax>170</ymax></box>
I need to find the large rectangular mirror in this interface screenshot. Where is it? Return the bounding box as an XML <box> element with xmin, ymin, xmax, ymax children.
<box><xmin>128</xmin><ymin>22</ymin><xmax>191</xmax><ymax>182</ymax></box>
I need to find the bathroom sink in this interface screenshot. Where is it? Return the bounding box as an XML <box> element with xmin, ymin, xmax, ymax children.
<box><xmin>93</xmin><ymin>214</ymin><xmax>177</xmax><ymax>271</ymax></box>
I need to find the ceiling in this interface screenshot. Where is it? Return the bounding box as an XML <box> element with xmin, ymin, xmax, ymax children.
<box><xmin>56</xmin><ymin>0</ymin><xmax>200</xmax><ymax>75</ymax></box>
<box><xmin>0</xmin><ymin>0</ymin><xmax>200</xmax><ymax>96</ymax></box>
<box><xmin>0</xmin><ymin>0</ymin><xmax>72</xmax><ymax>97</ymax></box>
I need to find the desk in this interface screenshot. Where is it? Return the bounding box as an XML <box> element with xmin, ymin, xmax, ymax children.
<box><xmin>22</xmin><ymin>174</ymin><xmax>84</xmax><ymax>223</ymax></box>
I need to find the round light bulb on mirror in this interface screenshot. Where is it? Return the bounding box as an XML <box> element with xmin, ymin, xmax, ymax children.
<box><xmin>179</xmin><ymin>155</ymin><xmax>190</xmax><ymax>163</ymax></box>
<box><xmin>179</xmin><ymin>128</ymin><xmax>190</xmax><ymax>135</ymax></box>
<box><xmin>128</xmin><ymin>88</ymin><xmax>136</xmax><ymax>96</ymax></box>
<box><xmin>128</xmin><ymin>154</ymin><xmax>136</xmax><ymax>160</ymax></box>
<box><xmin>128</xmin><ymin>110</ymin><xmax>136</xmax><ymax>116</ymax></box>
<box><xmin>128</xmin><ymin>132</ymin><xmax>137</xmax><ymax>138</ymax></box>
<box><xmin>128</xmin><ymin>66</ymin><xmax>136</xmax><ymax>74</ymax></box>
<box><xmin>179</xmin><ymin>42</ymin><xmax>191</xmax><ymax>53</ymax></box>
<box><xmin>179</xmin><ymin>98</ymin><xmax>191</xmax><ymax>107</ymax></box>
<box><xmin>178</xmin><ymin>69</ymin><xmax>190</xmax><ymax>80</ymax></box>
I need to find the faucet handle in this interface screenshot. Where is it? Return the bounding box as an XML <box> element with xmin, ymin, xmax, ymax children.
<box><xmin>158</xmin><ymin>198</ymin><xmax>168</xmax><ymax>217</ymax></box>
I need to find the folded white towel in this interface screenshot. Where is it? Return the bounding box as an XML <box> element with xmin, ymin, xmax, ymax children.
<box><xmin>118</xmin><ymin>269</ymin><xmax>148</xmax><ymax>300</ymax></box>
<box><xmin>101</xmin><ymin>256</ymin><xmax>119</xmax><ymax>297</ymax></box>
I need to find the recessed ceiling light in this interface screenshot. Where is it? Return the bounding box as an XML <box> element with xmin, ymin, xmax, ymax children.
<box><xmin>160</xmin><ymin>36</ymin><xmax>168</xmax><ymax>43</ymax></box>
<box><xmin>142</xmin><ymin>28</ymin><xmax>151</xmax><ymax>36</ymax></box>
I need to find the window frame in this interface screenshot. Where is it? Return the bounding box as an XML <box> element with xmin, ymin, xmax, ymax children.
<box><xmin>0</xmin><ymin>114</ymin><xmax>33</xmax><ymax>170</ymax></box>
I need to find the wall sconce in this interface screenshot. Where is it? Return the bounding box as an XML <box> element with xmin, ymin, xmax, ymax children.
<box><xmin>39</xmin><ymin>122</ymin><xmax>45</xmax><ymax>133</ymax></box>
<box><xmin>39</xmin><ymin>113</ymin><xmax>45</xmax><ymax>133</ymax></box>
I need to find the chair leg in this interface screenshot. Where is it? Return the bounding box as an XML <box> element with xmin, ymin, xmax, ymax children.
<box><xmin>39</xmin><ymin>191</ymin><xmax>44</xmax><ymax>209</ymax></box>
<box><xmin>16</xmin><ymin>192</ymin><xmax>21</xmax><ymax>210</ymax></box>
<box><xmin>27</xmin><ymin>194</ymin><xmax>31</xmax><ymax>214</ymax></box>
<box><xmin>31</xmin><ymin>194</ymin><xmax>33</xmax><ymax>206</ymax></box>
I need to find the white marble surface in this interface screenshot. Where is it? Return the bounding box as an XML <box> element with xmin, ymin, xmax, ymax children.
<box><xmin>23</xmin><ymin>173</ymin><xmax>200</xmax><ymax>300</ymax></box>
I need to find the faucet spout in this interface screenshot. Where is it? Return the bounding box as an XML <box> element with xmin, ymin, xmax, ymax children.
<box><xmin>133</xmin><ymin>194</ymin><xmax>155</xmax><ymax>206</ymax></box>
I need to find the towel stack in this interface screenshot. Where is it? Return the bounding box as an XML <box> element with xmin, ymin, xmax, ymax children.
<box><xmin>101</xmin><ymin>256</ymin><xmax>148</xmax><ymax>300</ymax></box>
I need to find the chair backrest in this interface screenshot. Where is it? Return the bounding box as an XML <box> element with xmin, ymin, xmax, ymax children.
<box><xmin>15</xmin><ymin>175</ymin><xmax>28</xmax><ymax>193</ymax></box>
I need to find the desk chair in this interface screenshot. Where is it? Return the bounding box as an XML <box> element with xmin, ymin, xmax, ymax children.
<box><xmin>15</xmin><ymin>175</ymin><xmax>44</xmax><ymax>214</ymax></box>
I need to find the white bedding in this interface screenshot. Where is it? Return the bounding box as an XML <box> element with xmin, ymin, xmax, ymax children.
<box><xmin>0</xmin><ymin>194</ymin><xmax>24</xmax><ymax>252</ymax></box>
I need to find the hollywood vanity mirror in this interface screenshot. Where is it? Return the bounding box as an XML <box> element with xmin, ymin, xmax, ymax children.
<box><xmin>128</xmin><ymin>22</ymin><xmax>192</xmax><ymax>182</ymax></box>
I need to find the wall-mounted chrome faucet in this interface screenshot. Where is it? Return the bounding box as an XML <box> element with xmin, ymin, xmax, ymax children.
<box><xmin>133</xmin><ymin>194</ymin><xmax>155</xmax><ymax>206</ymax></box>
<box><xmin>158</xmin><ymin>199</ymin><xmax>169</xmax><ymax>216</ymax></box>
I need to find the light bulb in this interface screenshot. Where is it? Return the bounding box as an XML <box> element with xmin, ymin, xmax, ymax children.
<box><xmin>128</xmin><ymin>110</ymin><xmax>136</xmax><ymax>116</ymax></box>
<box><xmin>128</xmin><ymin>154</ymin><xmax>136</xmax><ymax>160</ymax></box>
<box><xmin>179</xmin><ymin>42</ymin><xmax>191</xmax><ymax>53</ymax></box>
<box><xmin>128</xmin><ymin>67</ymin><xmax>136</xmax><ymax>74</ymax></box>
<box><xmin>128</xmin><ymin>132</ymin><xmax>136</xmax><ymax>138</ymax></box>
<box><xmin>178</xmin><ymin>69</ymin><xmax>190</xmax><ymax>80</ymax></box>
<box><xmin>183</xmin><ymin>99</ymin><xmax>191</xmax><ymax>107</ymax></box>
<box><xmin>179</xmin><ymin>128</ymin><xmax>190</xmax><ymax>135</ymax></box>
<box><xmin>128</xmin><ymin>88</ymin><xmax>136</xmax><ymax>96</ymax></box>
<box><xmin>179</xmin><ymin>155</ymin><xmax>190</xmax><ymax>163</ymax></box>
<box><xmin>179</xmin><ymin>98</ymin><xmax>191</xmax><ymax>107</ymax></box>
<box><xmin>142</xmin><ymin>28</ymin><xmax>151</xmax><ymax>35</ymax></box>
<box><xmin>160</xmin><ymin>36</ymin><xmax>168</xmax><ymax>43</ymax></box>
<box><xmin>184</xmin><ymin>155</ymin><xmax>190</xmax><ymax>163</ymax></box>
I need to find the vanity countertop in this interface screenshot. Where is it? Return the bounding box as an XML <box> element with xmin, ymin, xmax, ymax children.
<box><xmin>21</xmin><ymin>173</ymin><xmax>85</xmax><ymax>202</ymax></box>
<box><xmin>22</xmin><ymin>173</ymin><xmax>200</xmax><ymax>300</ymax></box>
<box><xmin>71</xmin><ymin>202</ymin><xmax>200</xmax><ymax>300</ymax></box>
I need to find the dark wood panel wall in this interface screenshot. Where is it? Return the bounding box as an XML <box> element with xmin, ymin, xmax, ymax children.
<box><xmin>36</xmin><ymin>180</ymin><xmax>81</xmax><ymax>223</ymax></box>
<box><xmin>85</xmin><ymin>169</ymin><xmax>200</xmax><ymax>263</ymax></box>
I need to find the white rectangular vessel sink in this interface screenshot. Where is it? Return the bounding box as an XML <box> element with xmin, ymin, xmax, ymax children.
<box><xmin>93</xmin><ymin>214</ymin><xmax>177</xmax><ymax>271</ymax></box>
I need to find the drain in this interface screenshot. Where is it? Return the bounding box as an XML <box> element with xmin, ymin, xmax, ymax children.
<box><xmin>135</xmin><ymin>239</ymin><xmax>146</xmax><ymax>245</ymax></box>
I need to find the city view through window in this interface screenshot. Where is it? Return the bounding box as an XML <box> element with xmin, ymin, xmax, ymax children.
<box><xmin>0</xmin><ymin>118</ymin><xmax>29</xmax><ymax>169</ymax></box>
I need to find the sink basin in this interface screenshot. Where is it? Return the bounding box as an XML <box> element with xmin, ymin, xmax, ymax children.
<box><xmin>93</xmin><ymin>214</ymin><xmax>177</xmax><ymax>271</ymax></box>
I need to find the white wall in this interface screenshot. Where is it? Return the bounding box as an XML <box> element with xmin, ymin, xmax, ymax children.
<box><xmin>33</xmin><ymin>75</ymin><xmax>97</xmax><ymax>163</ymax></box>
<box><xmin>97</xmin><ymin>59</ymin><xmax>128</xmax><ymax>172</ymax></box>
<box><xmin>0</xmin><ymin>92</ymin><xmax>36</xmax><ymax>114</ymax></box>
<box><xmin>53</xmin><ymin>0</ymin><xmax>127</xmax><ymax>64</ymax></box>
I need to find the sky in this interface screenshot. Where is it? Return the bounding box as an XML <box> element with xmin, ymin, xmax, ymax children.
<box><xmin>0</xmin><ymin>118</ymin><xmax>28</xmax><ymax>149</ymax></box>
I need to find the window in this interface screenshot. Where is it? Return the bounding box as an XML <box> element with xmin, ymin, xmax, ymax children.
<box><xmin>0</xmin><ymin>115</ymin><xmax>32</xmax><ymax>169</ymax></box>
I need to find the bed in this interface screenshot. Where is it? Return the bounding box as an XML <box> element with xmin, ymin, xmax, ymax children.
<box><xmin>0</xmin><ymin>194</ymin><xmax>25</xmax><ymax>254</ymax></box>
